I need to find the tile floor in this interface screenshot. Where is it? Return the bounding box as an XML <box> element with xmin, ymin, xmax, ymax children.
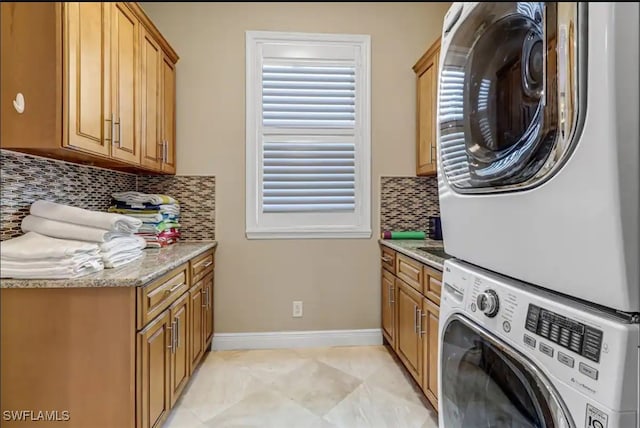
<box><xmin>165</xmin><ymin>345</ymin><xmax>438</xmax><ymax>428</ymax></box>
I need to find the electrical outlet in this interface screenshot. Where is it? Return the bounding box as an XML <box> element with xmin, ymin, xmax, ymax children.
<box><xmin>292</xmin><ymin>301</ymin><xmax>303</xmax><ymax>318</ymax></box>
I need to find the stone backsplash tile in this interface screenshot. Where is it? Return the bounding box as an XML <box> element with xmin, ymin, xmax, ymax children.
<box><xmin>380</xmin><ymin>176</ymin><xmax>440</xmax><ymax>234</ymax></box>
<box><xmin>1</xmin><ymin>150</ymin><xmax>137</xmax><ymax>241</ymax></box>
<box><xmin>138</xmin><ymin>175</ymin><xmax>215</xmax><ymax>240</ymax></box>
<box><xmin>1</xmin><ymin>150</ymin><xmax>216</xmax><ymax>242</ymax></box>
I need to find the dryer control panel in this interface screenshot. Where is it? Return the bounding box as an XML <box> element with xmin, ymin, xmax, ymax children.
<box><xmin>525</xmin><ymin>304</ymin><xmax>603</xmax><ymax>363</ymax></box>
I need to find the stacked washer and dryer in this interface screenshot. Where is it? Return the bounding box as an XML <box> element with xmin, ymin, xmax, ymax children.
<box><xmin>435</xmin><ymin>3</ymin><xmax>639</xmax><ymax>427</ymax></box>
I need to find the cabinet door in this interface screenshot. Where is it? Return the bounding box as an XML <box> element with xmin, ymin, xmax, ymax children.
<box><xmin>137</xmin><ymin>311</ymin><xmax>171</xmax><ymax>428</ymax></box>
<box><xmin>203</xmin><ymin>271</ymin><xmax>214</xmax><ymax>348</ymax></box>
<box><xmin>396</xmin><ymin>278</ymin><xmax>423</xmax><ymax>384</ymax></box>
<box><xmin>189</xmin><ymin>280</ymin><xmax>204</xmax><ymax>373</ymax></box>
<box><xmin>169</xmin><ymin>292</ymin><xmax>190</xmax><ymax>407</ymax></box>
<box><xmin>381</xmin><ymin>269</ymin><xmax>396</xmax><ymax>348</ymax></box>
<box><xmin>64</xmin><ymin>2</ymin><xmax>111</xmax><ymax>157</ymax></box>
<box><xmin>422</xmin><ymin>297</ymin><xmax>440</xmax><ymax>410</ymax></box>
<box><xmin>160</xmin><ymin>55</ymin><xmax>176</xmax><ymax>174</ymax></box>
<box><xmin>140</xmin><ymin>27</ymin><xmax>162</xmax><ymax>171</ymax></box>
<box><xmin>416</xmin><ymin>48</ymin><xmax>439</xmax><ymax>176</ymax></box>
<box><xmin>110</xmin><ymin>2</ymin><xmax>141</xmax><ymax>165</ymax></box>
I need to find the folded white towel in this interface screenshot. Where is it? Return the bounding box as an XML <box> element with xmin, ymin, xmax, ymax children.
<box><xmin>99</xmin><ymin>236</ymin><xmax>147</xmax><ymax>254</ymax></box>
<box><xmin>0</xmin><ymin>232</ymin><xmax>99</xmax><ymax>260</ymax></box>
<box><xmin>1</xmin><ymin>259</ymin><xmax>104</xmax><ymax>279</ymax></box>
<box><xmin>1</xmin><ymin>253</ymin><xmax>101</xmax><ymax>268</ymax></box>
<box><xmin>21</xmin><ymin>215</ymin><xmax>131</xmax><ymax>243</ymax></box>
<box><xmin>31</xmin><ymin>200</ymin><xmax>142</xmax><ymax>233</ymax></box>
<box><xmin>112</xmin><ymin>191</ymin><xmax>177</xmax><ymax>206</ymax></box>
<box><xmin>103</xmin><ymin>251</ymin><xmax>144</xmax><ymax>268</ymax></box>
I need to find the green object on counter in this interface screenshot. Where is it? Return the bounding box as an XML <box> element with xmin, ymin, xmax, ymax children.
<box><xmin>383</xmin><ymin>231</ymin><xmax>426</xmax><ymax>240</ymax></box>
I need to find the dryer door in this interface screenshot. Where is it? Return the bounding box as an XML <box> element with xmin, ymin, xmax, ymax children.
<box><xmin>439</xmin><ymin>2</ymin><xmax>582</xmax><ymax>192</ymax></box>
<box><xmin>440</xmin><ymin>315</ymin><xmax>574</xmax><ymax>428</ymax></box>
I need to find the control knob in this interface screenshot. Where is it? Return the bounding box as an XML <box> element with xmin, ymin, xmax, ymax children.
<box><xmin>477</xmin><ymin>289</ymin><xmax>500</xmax><ymax>318</ymax></box>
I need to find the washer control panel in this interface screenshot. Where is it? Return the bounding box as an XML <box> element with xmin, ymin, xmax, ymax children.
<box><xmin>525</xmin><ymin>304</ymin><xmax>603</xmax><ymax>363</ymax></box>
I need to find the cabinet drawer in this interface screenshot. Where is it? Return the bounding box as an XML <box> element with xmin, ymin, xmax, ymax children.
<box><xmin>137</xmin><ymin>263</ymin><xmax>189</xmax><ymax>329</ymax></box>
<box><xmin>423</xmin><ymin>265</ymin><xmax>442</xmax><ymax>305</ymax></box>
<box><xmin>396</xmin><ymin>254</ymin><xmax>423</xmax><ymax>292</ymax></box>
<box><xmin>190</xmin><ymin>250</ymin><xmax>214</xmax><ymax>284</ymax></box>
<box><xmin>381</xmin><ymin>246</ymin><xmax>396</xmax><ymax>272</ymax></box>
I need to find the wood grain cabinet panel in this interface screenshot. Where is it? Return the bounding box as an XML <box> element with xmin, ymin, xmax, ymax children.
<box><xmin>396</xmin><ymin>278</ymin><xmax>423</xmax><ymax>385</ymax></box>
<box><xmin>111</xmin><ymin>2</ymin><xmax>141</xmax><ymax>165</ymax></box>
<box><xmin>160</xmin><ymin>55</ymin><xmax>176</xmax><ymax>174</ymax></box>
<box><xmin>189</xmin><ymin>279</ymin><xmax>205</xmax><ymax>373</ymax></box>
<box><xmin>169</xmin><ymin>292</ymin><xmax>190</xmax><ymax>407</ymax></box>
<box><xmin>422</xmin><ymin>297</ymin><xmax>440</xmax><ymax>410</ymax></box>
<box><xmin>381</xmin><ymin>268</ymin><xmax>396</xmax><ymax>349</ymax></box>
<box><xmin>1</xmin><ymin>2</ymin><xmax>178</xmax><ymax>174</ymax></box>
<box><xmin>140</xmin><ymin>27</ymin><xmax>162</xmax><ymax>170</ymax></box>
<box><xmin>64</xmin><ymin>2</ymin><xmax>112</xmax><ymax>157</ymax></box>
<box><xmin>381</xmin><ymin>246</ymin><xmax>396</xmax><ymax>273</ymax></box>
<box><xmin>423</xmin><ymin>265</ymin><xmax>442</xmax><ymax>305</ymax></box>
<box><xmin>137</xmin><ymin>311</ymin><xmax>171</xmax><ymax>428</ymax></box>
<box><xmin>413</xmin><ymin>38</ymin><xmax>440</xmax><ymax>177</ymax></box>
<box><xmin>203</xmin><ymin>271</ymin><xmax>215</xmax><ymax>348</ymax></box>
<box><xmin>396</xmin><ymin>253</ymin><xmax>423</xmax><ymax>292</ymax></box>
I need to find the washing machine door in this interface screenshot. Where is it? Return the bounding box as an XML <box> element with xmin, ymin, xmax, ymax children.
<box><xmin>439</xmin><ymin>2</ymin><xmax>582</xmax><ymax>192</ymax></box>
<box><xmin>441</xmin><ymin>315</ymin><xmax>574</xmax><ymax>428</ymax></box>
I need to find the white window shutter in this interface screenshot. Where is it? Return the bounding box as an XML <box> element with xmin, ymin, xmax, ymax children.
<box><xmin>246</xmin><ymin>31</ymin><xmax>371</xmax><ymax>239</ymax></box>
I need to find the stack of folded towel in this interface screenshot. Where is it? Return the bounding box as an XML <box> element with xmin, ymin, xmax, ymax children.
<box><xmin>0</xmin><ymin>232</ymin><xmax>104</xmax><ymax>279</ymax></box>
<box><xmin>109</xmin><ymin>192</ymin><xmax>181</xmax><ymax>248</ymax></box>
<box><xmin>19</xmin><ymin>200</ymin><xmax>147</xmax><ymax>270</ymax></box>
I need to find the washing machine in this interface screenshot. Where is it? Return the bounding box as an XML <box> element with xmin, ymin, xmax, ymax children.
<box><xmin>439</xmin><ymin>258</ymin><xmax>639</xmax><ymax>427</ymax></box>
<box><xmin>436</xmin><ymin>2</ymin><xmax>639</xmax><ymax>313</ymax></box>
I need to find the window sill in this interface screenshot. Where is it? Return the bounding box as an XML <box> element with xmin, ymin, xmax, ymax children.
<box><xmin>246</xmin><ymin>229</ymin><xmax>372</xmax><ymax>240</ymax></box>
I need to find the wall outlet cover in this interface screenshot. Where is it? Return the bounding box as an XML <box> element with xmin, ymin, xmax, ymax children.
<box><xmin>292</xmin><ymin>301</ymin><xmax>303</xmax><ymax>318</ymax></box>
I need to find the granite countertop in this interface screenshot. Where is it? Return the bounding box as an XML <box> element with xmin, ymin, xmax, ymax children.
<box><xmin>0</xmin><ymin>241</ymin><xmax>218</xmax><ymax>289</ymax></box>
<box><xmin>379</xmin><ymin>239</ymin><xmax>452</xmax><ymax>270</ymax></box>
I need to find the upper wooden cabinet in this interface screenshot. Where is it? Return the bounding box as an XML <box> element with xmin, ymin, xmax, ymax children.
<box><xmin>0</xmin><ymin>2</ymin><xmax>178</xmax><ymax>174</ymax></box>
<box><xmin>413</xmin><ymin>37</ymin><xmax>440</xmax><ymax>177</ymax></box>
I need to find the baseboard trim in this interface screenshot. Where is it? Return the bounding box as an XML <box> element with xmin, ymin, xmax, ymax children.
<box><xmin>212</xmin><ymin>328</ymin><xmax>383</xmax><ymax>351</ymax></box>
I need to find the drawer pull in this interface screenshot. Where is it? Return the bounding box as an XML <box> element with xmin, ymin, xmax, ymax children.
<box><xmin>202</xmin><ymin>260</ymin><xmax>213</xmax><ymax>268</ymax></box>
<box><xmin>419</xmin><ymin>310</ymin><xmax>426</xmax><ymax>336</ymax></box>
<box><xmin>381</xmin><ymin>256</ymin><xmax>393</xmax><ymax>263</ymax></box>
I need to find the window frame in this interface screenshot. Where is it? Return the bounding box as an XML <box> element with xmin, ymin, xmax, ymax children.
<box><xmin>245</xmin><ymin>30</ymin><xmax>372</xmax><ymax>239</ymax></box>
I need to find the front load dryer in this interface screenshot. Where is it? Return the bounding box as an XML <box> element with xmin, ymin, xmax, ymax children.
<box><xmin>436</xmin><ymin>2</ymin><xmax>639</xmax><ymax>312</ymax></box>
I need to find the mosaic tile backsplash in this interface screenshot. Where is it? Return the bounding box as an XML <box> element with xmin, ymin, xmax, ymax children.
<box><xmin>380</xmin><ymin>176</ymin><xmax>440</xmax><ymax>234</ymax></box>
<box><xmin>1</xmin><ymin>150</ymin><xmax>137</xmax><ymax>241</ymax></box>
<box><xmin>1</xmin><ymin>150</ymin><xmax>215</xmax><ymax>241</ymax></box>
<box><xmin>138</xmin><ymin>175</ymin><xmax>215</xmax><ymax>241</ymax></box>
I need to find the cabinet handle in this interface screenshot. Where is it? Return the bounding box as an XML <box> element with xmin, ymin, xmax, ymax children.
<box><xmin>387</xmin><ymin>284</ymin><xmax>394</xmax><ymax>306</ymax></box>
<box><xmin>418</xmin><ymin>310</ymin><xmax>426</xmax><ymax>336</ymax></box>
<box><xmin>202</xmin><ymin>288</ymin><xmax>208</xmax><ymax>308</ymax></box>
<box><xmin>414</xmin><ymin>305</ymin><xmax>418</xmax><ymax>333</ymax></box>
<box><xmin>157</xmin><ymin>140</ymin><xmax>164</xmax><ymax>162</ymax></box>
<box><xmin>431</xmin><ymin>145</ymin><xmax>437</xmax><ymax>163</ymax></box>
<box><xmin>175</xmin><ymin>318</ymin><xmax>180</xmax><ymax>349</ymax></box>
<box><xmin>167</xmin><ymin>322</ymin><xmax>174</xmax><ymax>352</ymax></box>
<box><xmin>381</xmin><ymin>256</ymin><xmax>392</xmax><ymax>263</ymax></box>
<box><xmin>105</xmin><ymin>114</ymin><xmax>113</xmax><ymax>143</ymax></box>
<box><xmin>113</xmin><ymin>118</ymin><xmax>121</xmax><ymax>148</ymax></box>
<box><xmin>203</xmin><ymin>260</ymin><xmax>213</xmax><ymax>268</ymax></box>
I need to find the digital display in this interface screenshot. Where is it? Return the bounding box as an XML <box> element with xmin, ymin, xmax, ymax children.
<box><xmin>525</xmin><ymin>304</ymin><xmax>602</xmax><ymax>363</ymax></box>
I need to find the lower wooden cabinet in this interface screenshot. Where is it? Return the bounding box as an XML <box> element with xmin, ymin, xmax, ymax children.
<box><xmin>380</xmin><ymin>245</ymin><xmax>442</xmax><ymax>413</ymax></box>
<box><xmin>203</xmin><ymin>271</ymin><xmax>214</xmax><ymax>347</ymax></box>
<box><xmin>169</xmin><ymin>292</ymin><xmax>190</xmax><ymax>407</ymax></box>
<box><xmin>396</xmin><ymin>278</ymin><xmax>423</xmax><ymax>384</ymax></box>
<box><xmin>422</xmin><ymin>297</ymin><xmax>440</xmax><ymax>410</ymax></box>
<box><xmin>137</xmin><ymin>311</ymin><xmax>171</xmax><ymax>428</ymax></box>
<box><xmin>381</xmin><ymin>268</ymin><xmax>396</xmax><ymax>348</ymax></box>
<box><xmin>189</xmin><ymin>279</ymin><xmax>205</xmax><ymax>372</ymax></box>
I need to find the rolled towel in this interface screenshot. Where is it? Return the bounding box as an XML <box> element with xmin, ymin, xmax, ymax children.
<box><xmin>31</xmin><ymin>200</ymin><xmax>142</xmax><ymax>233</ymax></box>
<box><xmin>1</xmin><ymin>259</ymin><xmax>104</xmax><ymax>279</ymax></box>
<box><xmin>22</xmin><ymin>215</ymin><xmax>131</xmax><ymax>243</ymax></box>
<box><xmin>0</xmin><ymin>232</ymin><xmax>99</xmax><ymax>260</ymax></box>
<box><xmin>112</xmin><ymin>191</ymin><xmax>177</xmax><ymax>206</ymax></box>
